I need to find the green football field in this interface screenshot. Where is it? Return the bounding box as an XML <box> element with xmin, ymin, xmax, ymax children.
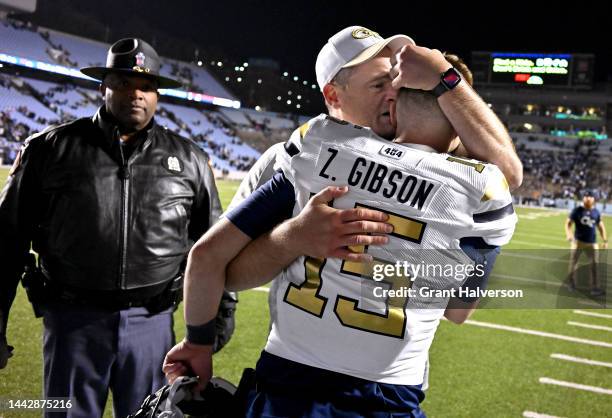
<box><xmin>0</xmin><ymin>168</ymin><xmax>611</xmax><ymax>418</ymax></box>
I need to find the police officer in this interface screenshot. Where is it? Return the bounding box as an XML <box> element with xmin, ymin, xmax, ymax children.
<box><xmin>0</xmin><ymin>38</ymin><xmax>231</xmax><ymax>417</ymax></box>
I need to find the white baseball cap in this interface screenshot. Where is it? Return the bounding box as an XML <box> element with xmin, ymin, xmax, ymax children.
<box><xmin>315</xmin><ymin>26</ymin><xmax>415</xmax><ymax>91</ymax></box>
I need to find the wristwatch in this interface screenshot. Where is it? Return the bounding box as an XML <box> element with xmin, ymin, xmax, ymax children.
<box><xmin>431</xmin><ymin>67</ymin><xmax>462</xmax><ymax>97</ymax></box>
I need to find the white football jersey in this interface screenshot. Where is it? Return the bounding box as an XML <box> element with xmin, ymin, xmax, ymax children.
<box><xmin>264</xmin><ymin>114</ymin><xmax>517</xmax><ymax>385</ymax></box>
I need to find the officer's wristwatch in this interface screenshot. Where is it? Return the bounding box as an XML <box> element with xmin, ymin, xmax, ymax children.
<box><xmin>431</xmin><ymin>67</ymin><xmax>462</xmax><ymax>98</ymax></box>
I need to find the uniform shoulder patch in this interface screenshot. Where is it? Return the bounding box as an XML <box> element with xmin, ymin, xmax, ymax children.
<box><xmin>446</xmin><ymin>156</ymin><xmax>486</xmax><ymax>173</ymax></box>
<box><xmin>162</xmin><ymin>155</ymin><xmax>184</xmax><ymax>173</ymax></box>
<box><xmin>298</xmin><ymin>122</ymin><xmax>311</xmax><ymax>139</ymax></box>
<box><xmin>324</xmin><ymin>115</ymin><xmax>364</xmax><ymax>130</ymax></box>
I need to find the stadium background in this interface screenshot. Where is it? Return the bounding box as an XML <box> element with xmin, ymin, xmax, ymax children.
<box><xmin>0</xmin><ymin>1</ymin><xmax>610</xmax><ymax>417</ymax></box>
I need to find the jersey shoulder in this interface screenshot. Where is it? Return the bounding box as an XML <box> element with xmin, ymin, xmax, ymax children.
<box><xmin>291</xmin><ymin>114</ymin><xmax>375</xmax><ymax>148</ymax></box>
<box><xmin>417</xmin><ymin>152</ymin><xmax>509</xmax><ymax>202</ymax></box>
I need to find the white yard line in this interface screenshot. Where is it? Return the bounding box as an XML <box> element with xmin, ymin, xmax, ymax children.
<box><xmin>253</xmin><ymin>287</ymin><xmax>270</xmax><ymax>293</ymax></box>
<box><xmin>539</xmin><ymin>377</ymin><xmax>612</xmax><ymax>395</ymax></box>
<box><xmin>576</xmin><ymin>299</ymin><xmax>607</xmax><ymax>308</ymax></box>
<box><xmin>523</xmin><ymin>411</ymin><xmax>565</xmax><ymax>418</ymax></box>
<box><xmin>463</xmin><ymin>319</ymin><xmax>612</xmax><ymax>348</ymax></box>
<box><xmin>567</xmin><ymin>321</ymin><xmax>612</xmax><ymax>332</ymax></box>
<box><xmin>490</xmin><ymin>273</ymin><xmax>549</xmax><ymax>285</ymax></box>
<box><xmin>512</xmin><ymin>232</ymin><xmax>567</xmax><ymax>242</ymax></box>
<box><xmin>507</xmin><ymin>240</ymin><xmax>566</xmax><ymax>249</ymax></box>
<box><xmin>573</xmin><ymin>310</ymin><xmax>612</xmax><ymax>319</ymax></box>
<box><xmin>550</xmin><ymin>353</ymin><xmax>612</xmax><ymax>368</ymax></box>
<box><xmin>499</xmin><ymin>253</ymin><xmax>567</xmax><ymax>264</ymax></box>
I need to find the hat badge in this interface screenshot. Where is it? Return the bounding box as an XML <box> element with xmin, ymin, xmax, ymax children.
<box><xmin>135</xmin><ymin>52</ymin><xmax>146</xmax><ymax>67</ymax></box>
<box><xmin>133</xmin><ymin>52</ymin><xmax>149</xmax><ymax>73</ymax></box>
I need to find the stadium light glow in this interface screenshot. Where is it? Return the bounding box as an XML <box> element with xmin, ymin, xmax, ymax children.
<box><xmin>0</xmin><ymin>52</ymin><xmax>241</xmax><ymax>109</ymax></box>
<box><xmin>283</xmin><ymin>72</ymin><xmax>288</xmax><ymax>77</ymax></box>
<box><xmin>311</xmin><ymin>84</ymin><xmax>316</xmax><ymax>89</ymax></box>
<box><xmin>293</xmin><ymin>76</ymin><xmax>298</xmax><ymax>81</ymax></box>
<box><xmin>286</xmin><ymin>100</ymin><xmax>291</xmax><ymax>104</ymax></box>
<box><xmin>243</xmin><ymin>63</ymin><xmax>249</xmax><ymax>67</ymax></box>
<box><xmin>197</xmin><ymin>61</ymin><xmax>202</xmax><ymax>66</ymax></box>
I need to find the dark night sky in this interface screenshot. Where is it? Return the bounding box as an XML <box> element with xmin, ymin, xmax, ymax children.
<box><xmin>26</xmin><ymin>0</ymin><xmax>612</xmax><ymax>82</ymax></box>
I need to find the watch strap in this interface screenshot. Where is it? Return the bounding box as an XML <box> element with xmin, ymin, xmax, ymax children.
<box><xmin>431</xmin><ymin>67</ymin><xmax>462</xmax><ymax>98</ymax></box>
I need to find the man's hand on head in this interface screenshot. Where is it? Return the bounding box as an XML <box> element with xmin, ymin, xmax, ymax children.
<box><xmin>390</xmin><ymin>44</ymin><xmax>451</xmax><ymax>91</ymax></box>
<box><xmin>284</xmin><ymin>186</ymin><xmax>393</xmax><ymax>262</ymax></box>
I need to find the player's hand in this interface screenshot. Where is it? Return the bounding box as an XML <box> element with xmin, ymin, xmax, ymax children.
<box><xmin>601</xmin><ymin>241</ymin><xmax>608</xmax><ymax>249</ymax></box>
<box><xmin>390</xmin><ymin>44</ymin><xmax>451</xmax><ymax>91</ymax></box>
<box><xmin>0</xmin><ymin>336</ymin><xmax>14</xmax><ymax>369</ymax></box>
<box><xmin>163</xmin><ymin>339</ymin><xmax>213</xmax><ymax>391</ymax></box>
<box><xmin>286</xmin><ymin>186</ymin><xmax>393</xmax><ymax>262</ymax></box>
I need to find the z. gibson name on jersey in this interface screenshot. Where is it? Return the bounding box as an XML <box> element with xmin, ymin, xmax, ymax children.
<box><xmin>315</xmin><ymin>145</ymin><xmax>440</xmax><ymax>211</ymax></box>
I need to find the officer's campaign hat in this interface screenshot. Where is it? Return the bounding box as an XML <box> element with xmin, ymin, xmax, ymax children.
<box><xmin>81</xmin><ymin>38</ymin><xmax>182</xmax><ymax>89</ymax></box>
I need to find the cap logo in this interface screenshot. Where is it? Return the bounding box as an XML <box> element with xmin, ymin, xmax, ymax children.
<box><xmin>351</xmin><ymin>28</ymin><xmax>381</xmax><ymax>40</ymax></box>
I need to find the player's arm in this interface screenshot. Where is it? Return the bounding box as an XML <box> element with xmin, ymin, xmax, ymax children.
<box><xmin>226</xmin><ymin>185</ymin><xmax>393</xmax><ymax>291</ymax></box>
<box><xmin>163</xmin><ymin>218</ymin><xmax>251</xmax><ymax>389</ymax></box>
<box><xmin>390</xmin><ymin>44</ymin><xmax>523</xmax><ymax>190</ymax></box>
<box><xmin>565</xmin><ymin>218</ymin><xmax>575</xmax><ymax>242</ymax></box>
<box><xmin>444</xmin><ymin>238</ymin><xmax>500</xmax><ymax>324</ymax></box>
<box><xmin>445</xmin><ymin>165</ymin><xmax>517</xmax><ymax>324</ymax></box>
<box><xmin>164</xmin><ymin>171</ymin><xmax>296</xmax><ymax>388</ymax></box>
<box><xmin>164</xmin><ymin>173</ymin><xmax>391</xmax><ymax>386</ymax></box>
<box><xmin>598</xmin><ymin>220</ymin><xmax>608</xmax><ymax>249</ymax></box>
<box><xmin>444</xmin><ymin>301</ymin><xmax>478</xmax><ymax>324</ymax></box>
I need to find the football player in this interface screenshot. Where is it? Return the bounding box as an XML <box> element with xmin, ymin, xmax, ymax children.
<box><xmin>163</xmin><ymin>44</ymin><xmax>517</xmax><ymax>416</ymax></box>
<box><xmin>565</xmin><ymin>192</ymin><xmax>608</xmax><ymax>295</ymax></box>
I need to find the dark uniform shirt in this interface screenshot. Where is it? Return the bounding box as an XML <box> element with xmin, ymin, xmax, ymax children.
<box><xmin>570</xmin><ymin>206</ymin><xmax>601</xmax><ymax>244</ymax></box>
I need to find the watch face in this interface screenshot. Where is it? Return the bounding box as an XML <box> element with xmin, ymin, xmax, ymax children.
<box><xmin>442</xmin><ymin>68</ymin><xmax>461</xmax><ymax>88</ymax></box>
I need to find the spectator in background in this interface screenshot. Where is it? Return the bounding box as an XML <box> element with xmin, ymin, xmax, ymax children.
<box><xmin>565</xmin><ymin>192</ymin><xmax>608</xmax><ymax>295</ymax></box>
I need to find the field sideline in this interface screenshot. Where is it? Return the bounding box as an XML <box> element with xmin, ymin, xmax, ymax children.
<box><xmin>0</xmin><ymin>169</ymin><xmax>611</xmax><ymax>417</ymax></box>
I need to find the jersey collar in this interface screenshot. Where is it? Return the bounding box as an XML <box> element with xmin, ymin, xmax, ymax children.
<box><xmin>398</xmin><ymin>143</ymin><xmax>437</xmax><ymax>153</ymax></box>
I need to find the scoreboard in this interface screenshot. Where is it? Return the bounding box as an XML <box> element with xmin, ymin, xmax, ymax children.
<box><xmin>471</xmin><ymin>52</ymin><xmax>594</xmax><ymax>88</ymax></box>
